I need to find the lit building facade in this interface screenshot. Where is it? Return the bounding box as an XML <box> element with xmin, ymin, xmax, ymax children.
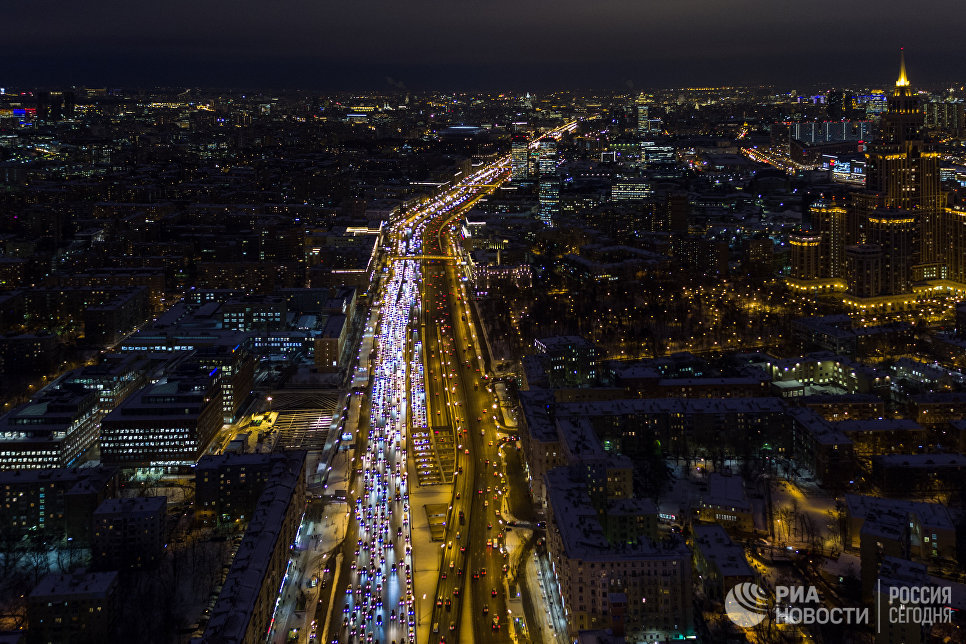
<box><xmin>789</xmin><ymin>232</ymin><xmax>822</xmax><ymax>280</ymax></box>
<box><xmin>100</xmin><ymin>370</ymin><xmax>223</xmax><ymax>471</ymax></box>
<box><xmin>859</xmin><ymin>51</ymin><xmax>946</xmax><ymax>274</ymax></box>
<box><xmin>511</xmin><ymin>133</ymin><xmax>530</xmax><ymax>182</ymax></box>
<box><xmin>0</xmin><ymin>384</ymin><xmax>99</xmax><ymax>470</ymax></box>
<box><xmin>539</xmin><ymin>178</ymin><xmax>560</xmax><ymax>227</ymax></box>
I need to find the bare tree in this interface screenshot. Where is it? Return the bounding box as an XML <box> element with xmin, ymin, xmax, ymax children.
<box><xmin>0</xmin><ymin>525</ymin><xmax>26</xmax><ymax>578</ymax></box>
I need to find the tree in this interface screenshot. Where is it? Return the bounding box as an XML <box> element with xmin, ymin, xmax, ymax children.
<box><xmin>0</xmin><ymin>525</ymin><xmax>27</xmax><ymax>578</ymax></box>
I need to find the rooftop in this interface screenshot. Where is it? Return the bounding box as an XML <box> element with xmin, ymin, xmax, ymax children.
<box><xmin>30</xmin><ymin>570</ymin><xmax>118</xmax><ymax>601</ymax></box>
<box><xmin>545</xmin><ymin>466</ymin><xmax>689</xmax><ymax>562</ymax></box>
<box><xmin>692</xmin><ymin>524</ymin><xmax>754</xmax><ymax>577</ymax></box>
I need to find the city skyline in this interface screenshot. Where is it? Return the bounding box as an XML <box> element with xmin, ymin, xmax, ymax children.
<box><xmin>1</xmin><ymin>26</ymin><xmax>965</xmax><ymax>644</ymax></box>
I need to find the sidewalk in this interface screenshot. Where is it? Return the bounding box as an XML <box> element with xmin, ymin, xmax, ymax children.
<box><xmin>532</xmin><ymin>550</ymin><xmax>569</xmax><ymax>644</ymax></box>
<box><xmin>525</xmin><ymin>552</ymin><xmax>566</xmax><ymax>644</ymax></box>
<box><xmin>286</xmin><ymin>510</ymin><xmax>349</xmax><ymax>641</ymax></box>
<box><xmin>351</xmin><ymin>295</ymin><xmax>382</xmax><ymax>390</ymax></box>
<box><xmin>268</xmin><ymin>506</ymin><xmax>349</xmax><ymax>644</ymax></box>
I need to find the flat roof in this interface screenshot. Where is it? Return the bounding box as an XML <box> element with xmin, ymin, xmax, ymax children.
<box><xmin>545</xmin><ymin>466</ymin><xmax>689</xmax><ymax>563</ymax></box>
<box><xmin>692</xmin><ymin>524</ymin><xmax>754</xmax><ymax>577</ymax></box>
<box><xmin>30</xmin><ymin>570</ymin><xmax>118</xmax><ymax>601</ymax></box>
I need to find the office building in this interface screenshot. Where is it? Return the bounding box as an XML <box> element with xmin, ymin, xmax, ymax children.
<box><xmin>635</xmin><ymin>95</ymin><xmax>650</xmax><ymax>135</ymax></box>
<box><xmin>539</xmin><ymin>178</ymin><xmax>560</xmax><ymax>227</ymax></box>
<box><xmin>511</xmin><ymin>133</ymin><xmax>530</xmax><ymax>181</ymax></box>
<box><xmin>193</xmin><ymin>344</ymin><xmax>255</xmax><ymax>423</ymax></box>
<box><xmin>537</xmin><ymin>139</ymin><xmax>557</xmax><ymax>177</ymax></box>
<box><xmin>60</xmin><ymin>353</ymin><xmax>150</xmax><ymax>417</ymax></box>
<box><xmin>99</xmin><ymin>369</ymin><xmax>223</xmax><ymax>471</ymax></box>
<box><xmin>220</xmin><ymin>295</ymin><xmax>287</xmax><ymax>332</ymax></box>
<box><xmin>610</xmin><ymin>179</ymin><xmax>652</xmax><ymax>201</ymax></box>
<box><xmin>0</xmin><ymin>384</ymin><xmax>99</xmax><ymax>470</ymax></box>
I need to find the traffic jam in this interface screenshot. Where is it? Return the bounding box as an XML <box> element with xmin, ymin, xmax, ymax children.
<box><xmin>338</xmin><ymin>162</ymin><xmax>507</xmax><ymax>644</ymax></box>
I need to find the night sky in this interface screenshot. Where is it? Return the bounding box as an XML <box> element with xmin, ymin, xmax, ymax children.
<box><xmin>5</xmin><ymin>0</ymin><xmax>966</xmax><ymax>91</ymax></box>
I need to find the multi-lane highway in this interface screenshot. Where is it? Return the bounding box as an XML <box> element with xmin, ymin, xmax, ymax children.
<box><xmin>329</xmin><ymin>159</ymin><xmax>511</xmax><ymax>644</ymax></box>
<box><xmin>329</xmin><ymin>121</ymin><xmax>576</xmax><ymax>644</ymax></box>
<box><xmin>420</xmin><ymin>196</ymin><xmax>516</xmax><ymax>644</ymax></box>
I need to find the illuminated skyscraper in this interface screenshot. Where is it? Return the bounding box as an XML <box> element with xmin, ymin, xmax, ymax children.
<box><xmin>860</xmin><ymin>50</ymin><xmax>945</xmax><ymax>267</ymax></box>
<box><xmin>946</xmin><ymin>207</ymin><xmax>966</xmax><ymax>283</ymax></box>
<box><xmin>511</xmin><ymin>133</ymin><xmax>530</xmax><ymax>182</ymax></box>
<box><xmin>537</xmin><ymin>140</ymin><xmax>557</xmax><ymax>177</ymax></box>
<box><xmin>636</xmin><ymin>94</ymin><xmax>650</xmax><ymax>135</ymax></box>
<box><xmin>539</xmin><ymin>178</ymin><xmax>560</xmax><ymax>227</ymax></box>
<box><xmin>789</xmin><ymin>232</ymin><xmax>822</xmax><ymax>280</ymax></box>
<box><xmin>810</xmin><ymin>201</ymin><xmax>848</xmax><ymax>278</ymax></box>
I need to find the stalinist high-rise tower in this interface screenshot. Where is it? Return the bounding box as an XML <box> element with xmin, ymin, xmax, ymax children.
<box><xmin>847</xmin><ymin>49</ymin><xmax>947</xmax><ymax>295</ymax></box>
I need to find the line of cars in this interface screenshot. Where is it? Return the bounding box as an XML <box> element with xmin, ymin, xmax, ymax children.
<box><xmin>340</xmin><ymin>234</ymin><xmax>424</xmax><ymax>644</ymax></box>
<box><xmin>340</xmin><ymin>161</ymin><xmax>511</xmax><ymax>644</ymax></box>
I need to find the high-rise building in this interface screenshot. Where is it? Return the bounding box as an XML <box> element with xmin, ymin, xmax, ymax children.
<box><xmin>789</xmin><ymin>232</ymin><xmax>823</xmax><ymax>280</ymax></box>
<box><xmin>864</xmin><ymin>209</ymin><xmax>917</xmax><ymax>295</ymax></box>
<box><xmin>35</xmin><ymin>90</ymin><xmax>75</xmax><ymax>122</ymax></box>
<box><xmin>846</xmin><ymin>244</ymin><xmax>883</xmax><ymax>298</ymax></box>
<box><xmin>924</xmin><ymin>100</ymin><xmax>965</xmax><ymax>137</ymax></box>
<box><xmin>811</xmin><ymin>201</ymin><xmax>848</xmax><ymax>278</ymax></box>
<box><xmin>661</xmin><ymin>191</ymin><xmax>690</xmax><ymax>233</ymax></box>
<box><xmin>538</xmin><ymin>178</ymin><xmax>560</xmax><ymax>227</ymax></box>
<box><xmin>834</xmin><ymin>50</ymin><xmax>952</xmax><ymax>298</ymax></box>
<box><xmin>511</xmin><ymin>133</ymin><xmax>529</xmax><ymax>182</ymax></box>
<box><xmin>946</xmin><ymin>207</ymin><xmax>966</xmax><ymax>283</ymax></box>
<box><xmin>827</xmin><ymin>90</ymin><xmax>846</xmax><ymax>120</ymax></box>
<box><xmin>861</xmin><ymin>50</ymin><xmax>945</xmax><ymax>267</ymax></box>
<box><xmin>537</xmin><ymin>139</ymin><xmax>557</xmax><ymax>177</ymax></box>
<box><xmin>635</xmin><ymin>94</ymin><xmax>651</xmax><ymax>135</ymax></box>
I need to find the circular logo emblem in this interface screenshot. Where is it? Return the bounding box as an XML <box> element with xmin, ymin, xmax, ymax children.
<box><xmin>725</xmin><ymin>582</ymin><xmax>769</xmax><ymax>627</ymax></box>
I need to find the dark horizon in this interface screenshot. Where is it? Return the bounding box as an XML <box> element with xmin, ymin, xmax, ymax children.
<box><xmin>5</xmin><ymin>52</ymin><xmax>965</xmax><ymax>95</ymax></box>
<box><xmin>6</xmin><ymin>0</ymin><xmax>966</xmax><ymax>93</ymax></box>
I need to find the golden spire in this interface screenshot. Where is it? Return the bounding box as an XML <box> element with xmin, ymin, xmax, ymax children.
<box><xmin>896</xmin><ymin>47</ymin><xmax>910</xmax><ymax>87</ymax></box>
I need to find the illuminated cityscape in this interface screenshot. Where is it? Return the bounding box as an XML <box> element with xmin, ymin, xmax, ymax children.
<box><xmin>1</xmin><ymin>8</ymin><xmax>966</xmax><ymax>644</ymax></box>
